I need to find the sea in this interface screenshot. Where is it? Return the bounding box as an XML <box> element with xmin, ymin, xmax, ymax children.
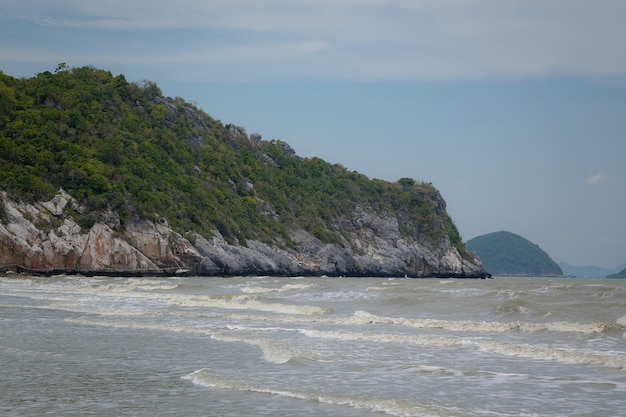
<box><xmin>1</xmin><ymin>275</ymin><xmax>625</xmax><ymax>417</ymax></box>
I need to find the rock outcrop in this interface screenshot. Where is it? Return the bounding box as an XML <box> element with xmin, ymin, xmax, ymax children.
<box><xmin>0</xmin><ymin>190</ymin><xmax>488</xmax><ymax>278</ymax></box>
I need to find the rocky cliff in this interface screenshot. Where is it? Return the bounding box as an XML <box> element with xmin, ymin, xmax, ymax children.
<box><xmin>0</xmin><ymin>189</ymin><xmax>487</xmax><ymax>278</ymax></box>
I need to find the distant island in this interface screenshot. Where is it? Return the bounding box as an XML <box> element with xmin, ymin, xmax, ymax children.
<box><xmin>0</xmin><ymin>65</ymin><xmax>487</xmax><ymax>278</ymax></box>
<box><xmin>559</xmin><ymin>262</ymin><xmax>626</xmax><ymax>278</ymax></box>
<box><xmin>607</xmin><ymin>267</ymin><xmax>626</xmax><ymax>279</ymax></box>
<box><xmin>466</xmin><ymin>231</ymin><xmax>563</xmax><ymax>277</ymax></box>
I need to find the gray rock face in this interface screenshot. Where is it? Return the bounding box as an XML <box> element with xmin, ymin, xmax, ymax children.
<box><xmin>0</xmin><ymin>190</ymin><xmax>487</xmax><ymax>278</ymax></box>
<box><xmin>0</xmin><ymin>191</ymin><xmax>158</xmax><ymax>275</ymax></box>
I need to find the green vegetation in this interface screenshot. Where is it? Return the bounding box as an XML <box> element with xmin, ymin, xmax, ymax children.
<box><xmin>466</xmin><ymin>231</ymin><xmax>563</xmax><ymax>276</ymax></box>
<box><xmin>0</xmin><ymin>65</ymin><xmax>469</xmax><ymax>256</ymax></box>
<box><xmin>607</xmin><ymin>267</ymin><xmax>626</xmax><ymax>279</ymax></box>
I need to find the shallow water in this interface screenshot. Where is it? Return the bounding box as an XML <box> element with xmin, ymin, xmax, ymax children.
<box><xmin>1</xmin><ymin>276</ymin><xmax>625</xmax><ymax>416</ymax></box>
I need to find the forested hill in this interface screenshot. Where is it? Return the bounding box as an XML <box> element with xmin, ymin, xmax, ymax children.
<box><xmin>0</xmin><ymin>65</ymin><xmax>485</xmax><ymax>277</ymax></box>
<box><xmin>607</xmin><ymin>267</ymin><xmax>626</xmax><ymax>279</ymax></box>
<box><xmin>466</xmin><ymin>231</ymin><xmax>563</xmax><ymax>277</ymax></box>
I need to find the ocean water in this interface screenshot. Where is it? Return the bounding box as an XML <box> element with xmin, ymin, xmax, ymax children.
<box><xmin>1</xmin><ymin>275</ymin><xmax>625</xmax><ymax>417</ymax></box>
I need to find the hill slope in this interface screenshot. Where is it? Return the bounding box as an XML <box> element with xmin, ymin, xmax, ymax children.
<box><xmin>0</xmin><ymin>65</ymin><xmax>486</xmax><ymax>277</ymax></box>
<box><xmin>607</xmin><ymin>267</ymin><xmax>626</xmax><ymax>279</ymax></box>
<box><xmin>466</xmin><ymin>231</ymin><xmax>562</xmax><ymax>277</ymax></box>
<box><xmin>559</xmin><ymin>262</ymin><xmax>626</xmax><ymax>278</ymax></box>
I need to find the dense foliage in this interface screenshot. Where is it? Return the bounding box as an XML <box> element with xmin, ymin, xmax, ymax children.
<box><xmin>0</xmin><ymin>65</ymin><xmax>468</xmax><ymax>256</ymax></box>
<box><xmin>466</xmin><ymin>231</ymin><xmax>563</xmax><ymax>276</ymax></box>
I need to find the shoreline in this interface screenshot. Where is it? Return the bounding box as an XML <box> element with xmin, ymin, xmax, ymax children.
<box><xmin>1</xmin><ymin>264</ymin><xmax>491</xmax><ymax>279</ymax></box>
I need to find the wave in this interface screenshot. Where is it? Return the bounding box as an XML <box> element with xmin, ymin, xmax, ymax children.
<box><xmin>460</xmin><ymin>369</ymin><xmax>623</xmax><ymax>390</ymax></box>
<box><xmin>64</xmin><ymin>317</ymin><xmax>310</xmax><ymax>364</ymax></box>
<box><xmin>210</xmin><ymin>334</ymin><xmax>302</xmax><ymax>364</ymax></box>
<box><xmin>391</xmin><ymin>366</ymin><xmax>622</xmax><ymax>388</ymax></box>
<box><xmin>168</xmin><ymin>294</ymin><xmax>332</xmax><ymax>315</ymax></box>
<box><xmin>183</xmin><ymin>368</ymin><xmax>471</xmax><ymax>417</ymax></box>
<box><xmin>240</xmin><ymin>283</ymin><xmax>317</xmax><ymax>294</ymax></box>
<box><xmin>366</xmin><ymin>286</ymin><xmax>391</xmax><ymax>291</ymax></box>
<box><xmin>477</xmin><ymin>340</ymin><xmax>626</xmax><ymax>371</ymax></box>
<box><xmin>8</xmin><ymin>286</ymin><xmax>616</xmax><ymax>337</ymax></box>
<box><xmin>66</xmin><ymin>317</ymin><xmax>215</xmax><ymax>335</ymax></box>
<box><xmin>8</xmin><ymin>282</ymin><xmax>333</xmax><ymax>316</ymax></box>
<box><xmin>62</xmin><ymin>313</ymin><xmax>626</xmax><ymax>373</ymax></box>
<box><xmin>349</xmin><ymin>311</ymin><xmax>616</xmax><ymax>334</ymax></box>
<box><xmin>299</xmin><ymin>328</ymin><xmax>626</xmax><ymax>372</ymax></box>
<box><xmin>390</xmin><ymin>364</ymin><xmax>464</xmax><ymax>378</ymax></box>
<box><xmin>0</xmin><ymin>344</ymin><xmax>66</xmax><ymax>358</ymax></box>
<box><xmin>45</xmin><ymin>303</ymin><xmax>160</xmax><ymax>317</ymax></box>
<box><xmin>190</xmin><ymin>310</ymin><xmax>618</xmax><ymax>337</ymax></box>
<box><xmin>299</xmin><ymin>329</ymin><xmax>462</xmax><ymax>347</ymax></box>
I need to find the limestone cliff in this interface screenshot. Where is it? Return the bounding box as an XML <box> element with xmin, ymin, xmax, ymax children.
<box><xmin>0</xmin><ymin>190</ymin><xmax>487</xmax><ymax>278</ymax></box>
<box><xmin>0</xmin><ymin>66</ymin><xmax>487</xmax><ymax>278</ymax></box>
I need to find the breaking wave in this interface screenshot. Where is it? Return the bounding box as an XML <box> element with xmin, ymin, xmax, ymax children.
<box><xmin>299</xmin><ymin>328</ymin><xmax>626</xmax><ymax>372</ymax></box>
<box><xmin>183</xmin><ymin>368</ymin><xmax>470</xmax><ymax>417</ymax></box>
<box><xmin>210</xmin><ymin>334</ymin><xmax>301</xmax><ymax>364</ymax></box>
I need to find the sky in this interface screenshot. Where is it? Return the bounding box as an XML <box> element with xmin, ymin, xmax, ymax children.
<box><xmin>1</xmin><ymin>0</ymin><xmax>626</xmax><ymax>268</ymax></box>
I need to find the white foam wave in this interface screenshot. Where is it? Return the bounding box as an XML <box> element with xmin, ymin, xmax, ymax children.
<box><xmin>66</xmin><ymin>317</ymin><xmax>214</xmax><ymax>335</ymax></box>
<box><xmin>299</xmin><ymin>329</ymin><xmax>462</xmax><ymax>347</ymax></box>
<box><xmin>183</xmin><ymin>368</ymin><xmax>468</xmax><ymax>417</ymax></box>
<box><xmin>64</xmin><ymin>313</ymin><xmax>626</xmax><ymax>373</ymax></box>
<box><xmin>350</xmin><ymin>311</ymin><xmax>612</xmax><ymax>334</ymax></box>
<box><xmin>299</xmin><ymin>328</ymin><xmax>626</xmax><ymax>372</ymax></box>
<box><xmin>439</xmin><ymin>288</ymin><xmax>492</xmax><ymax>297</ymax></box>
<box><xmin>30</xmin><ymin>285</ymin><xmax>612</xmax><ymax>336</ymax></box>
<box><xmin>240</xmin><ymin>283</ymin><xmax>316</xmax><ymax>294</ymax></box>
<box><xmin>123</xmin><ymin>278</ymin><xmax>182</xmax><ymax>291</ymax></box>
<box><xmin>210</xmin><ymin>334</ymin><xmax>298</xmax><ymax>364</ymax></box>
<box><xmin>366</xmin><ymin>286</ymin><xmax>390</xmax><ymax>291</ymax></box>
<box><xmin>223</xmin><ymin>324</ymin><xmax>295</xmax><ymax>332</ymax></box>
<box><xmin>281</xmin><ymin>283</ymin><xmax>317</xmax><ymax>291</ymax></box>
<box><xmin>477</xmin><ymin>341</ymin><xmax>626</xmax><ymax>371</ymax></box>
<box><xmin>201</xmin><ymin>310</ymin><xmax>613</xmax><ymax>338</ymax></box>
<box><xmin>15</xmin><ymin>280</ymin><xmax>332</xmax><ymax>316</ymax></box>
<box><xmin>171</xmin><ymin>294</ymin><xmax>331</xmax><ymax>315</ymax></box>
<box><xmin>240</xmin><ymin>286</ymin><xmax>273</xmax><ymax>293</ymax></box>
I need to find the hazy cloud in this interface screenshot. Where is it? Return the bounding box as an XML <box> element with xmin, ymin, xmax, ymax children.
<box><xmin>4</xmin><ymin>0</ymin><xmax>626</xmax><ymax>81</ymax></box>
<box><xmin>585</xmin><ymin>172</ymin><xmax>607</xmax><ymax>186</ymax></box>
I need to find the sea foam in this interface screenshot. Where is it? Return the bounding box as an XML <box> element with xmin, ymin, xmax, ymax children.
<box><xmin>477</xmin><ymin>340</ymin><xmax>626</xmax><ymax>371</ymax></box>
<box><xmin>350</xmin><ymin>311</ymin><xmax>613</xmax><ymax>334</ymax></box>
<box><xmin>299</xmin><ymin>328</ymin><xmax>626</xmax><ymax>372</ymax></box>
<box><xmin>183</xmin><ymin>368</ymin><xmax>469</xmax><ymax>417</ymax></box>
<box><xmin>210</xmin><ymin>334</ymin><xmax>299</xmax><ymax>364</ymax></box>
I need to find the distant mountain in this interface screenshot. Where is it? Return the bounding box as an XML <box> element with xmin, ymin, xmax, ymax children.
<box><xmin>466</xmin><ymin>231</ymin><xmax>563</xmax><ymax>277</ymax></box>
<box><xmin>607</xmin><ymin>266</ymin><xmax>626</xmax><ymax>279</ymax></box>
<box><xmin>558</xmin><ymin>262</ymin><xmax>626</xmax><ymax>278</ymax></box>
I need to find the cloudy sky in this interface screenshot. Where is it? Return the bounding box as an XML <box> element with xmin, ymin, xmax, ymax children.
<box><xmin>2</xmin><ymin>0</ymin><xmax>626</xmax><ymax>268</ymax></box>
